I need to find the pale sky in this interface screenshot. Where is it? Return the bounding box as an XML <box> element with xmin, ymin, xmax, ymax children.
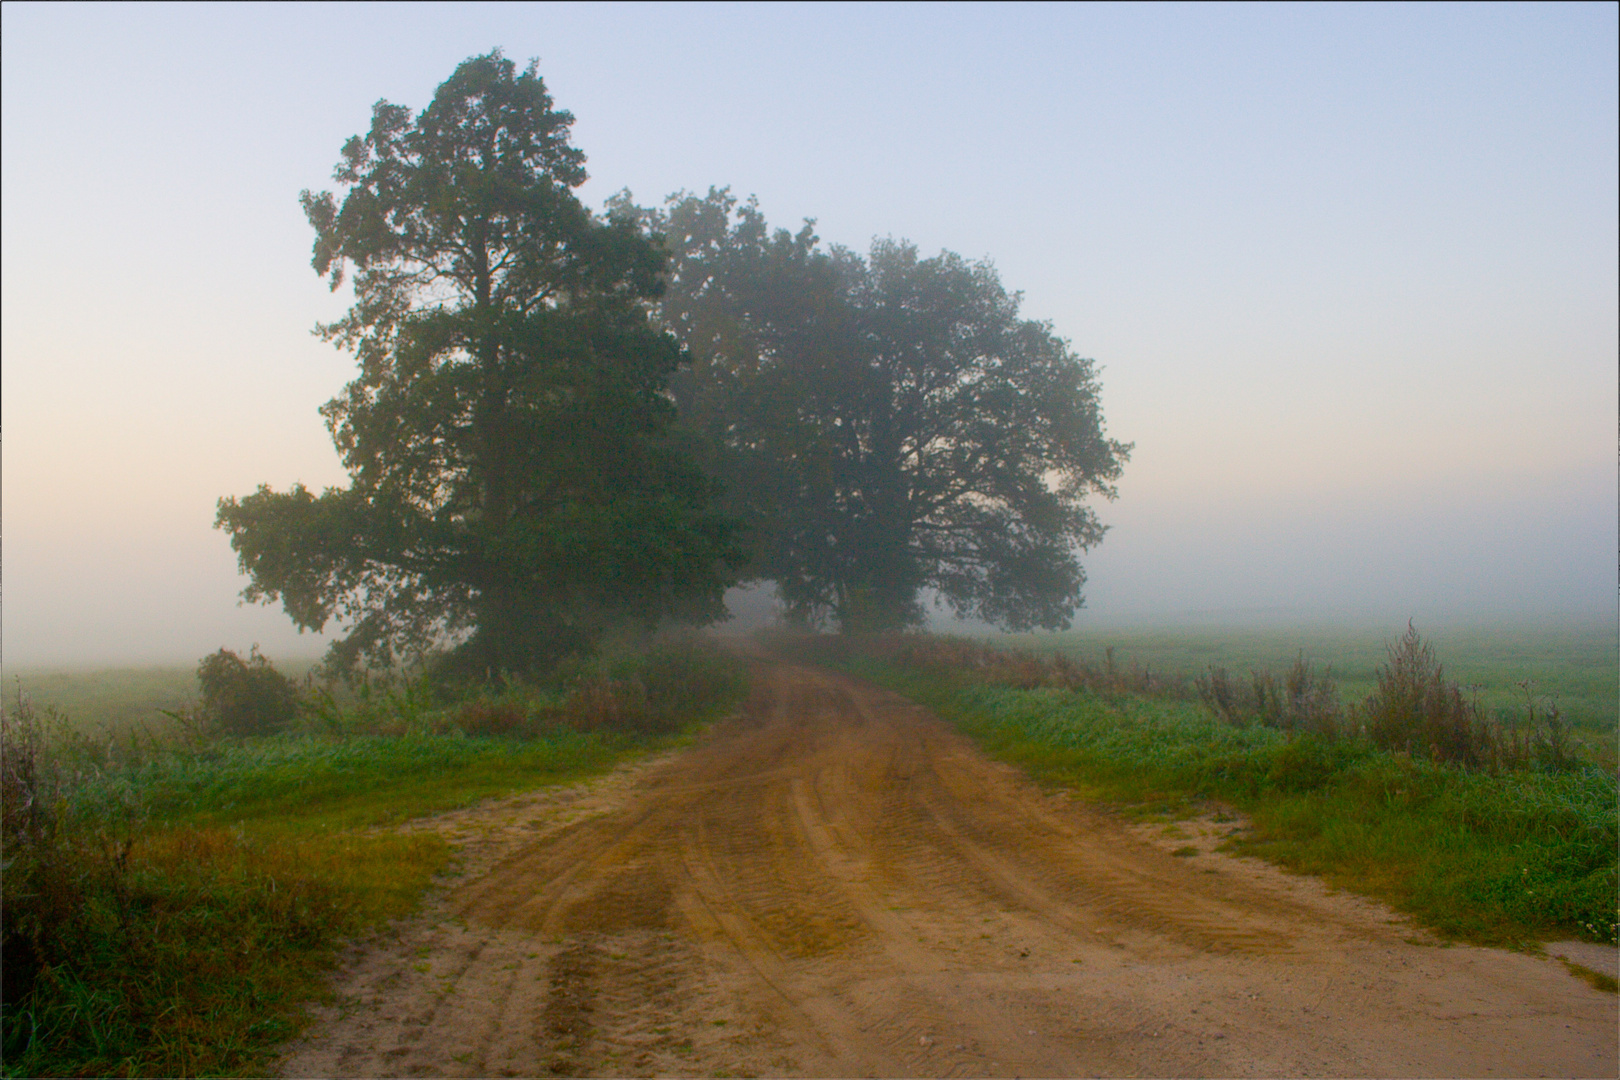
<box><xmin>3</xmin><ymin>2</ymin><xmax>1615</xmax><ymax>666</ymax></box>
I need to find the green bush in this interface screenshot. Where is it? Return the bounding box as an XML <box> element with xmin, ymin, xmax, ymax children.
<box><xmin>606</xmin><ymin>643</ymin><xmax>749</xmax><ymax>734</ymax></box>
<box><xmin>1</xmin><ymin>694</ymin><xmax>145</xmax><ymax>1063</ymax></box>
<box><xmin>196</xmin><ymin>646</ymin><xmax>298</xmax><ymax>737</ymax></box>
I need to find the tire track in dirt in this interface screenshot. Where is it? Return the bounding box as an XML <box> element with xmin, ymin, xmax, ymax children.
<box><xmin>280</xmin><ymin>656</ymin><xmax>1618</xmax><ymax>1078</ymax></box>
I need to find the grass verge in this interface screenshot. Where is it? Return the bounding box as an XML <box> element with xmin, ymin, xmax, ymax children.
<box><xmin>3</xmin><ymin>643</ymin><xmax>746</xmax><ymax>1078</ymax></box>
<box><xmin>3</xmin><ymin>825</ymin><xmax>448</xmax><ymax>1078</ymax></box>
<box><xmin>831</xmin><ymin>649</ymin><xmax>1617</xmax><ymax>950</ymax></box>
<box><xmin>128</xmin><ymin>728</ymin><xmax>654</xmax><ymax>832</ymax></box>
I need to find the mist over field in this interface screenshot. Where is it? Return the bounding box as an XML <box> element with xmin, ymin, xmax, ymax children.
<box><xmin>3</xmin><ymin>4</ymin><xmax>1615</xmax><ymax>669</ymax></box>
<box><xmin>4</xmin><ymin>19</ymin><xmax>1617</xmax><ymax>1072</ymax></box>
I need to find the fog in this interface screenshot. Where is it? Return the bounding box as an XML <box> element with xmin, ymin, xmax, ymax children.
<box><xmin>3</xmin><ymin>4</ymin><xmax>1615</xmax><ymax>669</ymax></box>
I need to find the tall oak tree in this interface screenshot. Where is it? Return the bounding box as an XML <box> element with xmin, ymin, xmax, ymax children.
<box><xmin>218</xmin><ymin>54</ymin><xmax>740</xmax><ymax>674</ymax></box>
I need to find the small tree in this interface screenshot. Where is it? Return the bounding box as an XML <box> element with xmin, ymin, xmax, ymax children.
<box><xmin>197</xmin><ymin>647</ymin><xmax>298</xmax><ymax>737</ymax></box>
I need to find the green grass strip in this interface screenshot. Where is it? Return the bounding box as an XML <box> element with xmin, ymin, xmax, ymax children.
<box><xmin>114</xmin><ymin>728</ymin><xmax>657</xmax><ymax>831</ymax></box>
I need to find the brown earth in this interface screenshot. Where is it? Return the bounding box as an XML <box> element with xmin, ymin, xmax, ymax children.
<box><xmin>279</xmin><ymin>658</ymin><xmax>1618</xmax><ymax>1078</ymax></box>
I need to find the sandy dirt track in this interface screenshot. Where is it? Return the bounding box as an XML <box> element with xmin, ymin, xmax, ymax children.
<box><xmin>280</xmin><ymin>658</ymin><xmax>1618</xmax><ymax>1078</ymax></box>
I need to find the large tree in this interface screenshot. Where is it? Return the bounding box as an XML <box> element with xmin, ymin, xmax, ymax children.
<box><xmin>635</xmin><ymin>189</ymin><xmax>1130</xmax><ymax>632</ymax></box>
<box><xmin>217</xmin><ymin>54</ymin><xmax>740</xmax><ymax>675</ymax></box>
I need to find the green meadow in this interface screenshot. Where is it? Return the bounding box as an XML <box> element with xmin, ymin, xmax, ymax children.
<box><xmin>12</xmin><ymin>619</ymin><xmax>1612</xmax><ymax>742</ymax></box>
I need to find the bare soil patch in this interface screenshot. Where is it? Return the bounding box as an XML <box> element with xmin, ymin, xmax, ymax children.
<box><xmin>280</xmin><ymin>659</ymin><xmax>1618</xmax><ymax>1078</ymax></box>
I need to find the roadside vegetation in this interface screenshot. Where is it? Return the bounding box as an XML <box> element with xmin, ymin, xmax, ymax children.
<box><xmin>1005</xmin><ymin>620</ymin><xmax>1618</xmax><ymax>733</ymax></box>
<box><xmin>1</xmin><ymin>641</ymin><xmax>745</xmax><ymax>1078</ymax></box>
<box><xmin>0</xmin><ymin>665</ymin><xmax>294</xmax><ymax>743</ymax></box>
<box><xmin>794</xmin><ymin>624</ymin><xmax>1618</xmax><ymax>952</ymax></box>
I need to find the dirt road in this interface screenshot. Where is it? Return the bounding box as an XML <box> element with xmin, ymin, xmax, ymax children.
<box><xmin>281</xmin><ymin>659</ymin><xmax>1617</xmax><ymax>1078</ymax></box>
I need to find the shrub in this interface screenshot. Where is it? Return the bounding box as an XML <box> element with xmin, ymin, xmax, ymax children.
<box><xmin>562</xmin><ymin>674</ymin><xmax>652</xmax><ymax>732</ymax></box>
<box><xmin>622</xmin><ymin>644</ymin><xmax>748</xmax><ymax>730</ymax></box>
<box><xmin>1</xmin><ymin>692</ymin><xmax>141</xmax><ymax>1045</ymax></box>
<box><xmin>1196</xmin><ymin>653</ymin><xmax>1341</xmax><ymax>734</ymax></box>
<box><xmin>453</xmin><ymin>698</ymin><xmax>533</xmax><ymax>738</ymax></box>
<box><xmin>2</xmin><ymin>693</ymin><xmax>69</xmax><ymax>1015</ymax></box>
<box><xmin>1348</xmin><ymin>622</ymin><xmax>1579</xmax><ymax>772</ymax></box>
<box><xmin>197</xmin><ymin>646</ymin><xmax>299</xmax><ymax>737</ymax></box>
<box><xmin>290</xmin><ymin>642</ymin><xmax>746</xmax><ymax>740</ymax></box>
<box><xmin>1500</xmin><ymin>681</ymin><xmax>1579</xmax><ymax>773</ymax></box>
<box><xmin>560</xmin><ymin>643</ymin><xmax>747</xmax><ymax>735</ymax></box>
<box><xmin>1353</xmin><ymin>622</ymin><xmax>1479</xmax><ymax>764</ymax></box>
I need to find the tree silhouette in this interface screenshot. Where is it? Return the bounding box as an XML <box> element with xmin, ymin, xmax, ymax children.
<box><xmin>218</xmin><ymin>55</ymin><xmax>740</xmax><ymax>675</ymax></box>
<box><xmin>635</xmin><ymin>189</ymin><xmax>1129</xmax><ymax>632</ymax></box>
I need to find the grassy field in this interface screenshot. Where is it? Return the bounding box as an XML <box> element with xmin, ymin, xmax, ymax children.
<box><xmin>1002</xmin><ymin>619</ymin><xmax>1618</xmax><ymax>730</ymax></box>
<box><xmin>5</xmin><ymin>625</ymin><xmax>1613</xmax><ymax>1075</ymax></box>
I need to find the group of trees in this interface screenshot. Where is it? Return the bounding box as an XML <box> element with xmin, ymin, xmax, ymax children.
<box><xmin>633</xmin><ymin>189</ymin><xmax>1129</xmax><ymax>633</ymax></box>
<box><xmin>217</xmin><ymin>52</ymin><xmax>1129</xmax><ymax>677</ymax></box>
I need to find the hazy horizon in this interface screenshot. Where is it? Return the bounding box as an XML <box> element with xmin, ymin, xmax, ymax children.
<box><xmin>4</xmin><ymin>3</ymin><xmax>1615</xmax><ymax>668</ymax></box>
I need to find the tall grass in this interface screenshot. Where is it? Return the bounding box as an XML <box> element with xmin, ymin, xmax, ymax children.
<box><xmin>1008</xmin><ymin>619</ymin><xmax>1618</xmax><ymax>731</ymax></box>
<box><xmin>2</xmin><ymin>642</ymin><xmax>747</xmax><ymax>1077</ymax></box>
<box><xmin>835</xmin><ymin>626</ymin><xmax>1591</xmax><ymax>773</ymax></box>
<box><xmin>1350</xmin><ymin>622</ymin><xmax>1579</xmax><ymax>771</ymax></box>
<box><xmin>1194</xmin><ymin>653</ymin><xmax>1341</xmax><ymax>734</ymax></box>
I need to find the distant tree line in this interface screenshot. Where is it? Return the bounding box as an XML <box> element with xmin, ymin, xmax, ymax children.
<box><xmin>216</xmin><ymin>51</ymin><xmax>1129</xmax><ymax>678</ymax></box>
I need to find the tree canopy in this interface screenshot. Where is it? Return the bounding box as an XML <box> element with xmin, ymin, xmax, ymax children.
<box><xmin>633</xmin><ymin>188</ymin><xmax>1131</xmax><ymax>632</ymax></box>
<box><xmin>217</xmin><ymin>54</ymin><xmax>741</xmax><ymax>675</ymax></box>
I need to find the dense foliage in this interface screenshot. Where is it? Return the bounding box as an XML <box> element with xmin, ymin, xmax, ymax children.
<box><xmin>195</xmin><ymin>645</ymin><xmax>299</xmax><ymax>736</ymax></box>
<box><xmin>216</xmin><ymin>53</ymin><xmax>741</xmax><ymax>676</ymax></box>
<box><xmin>622</xmin><ymin>189</ymin><xmax>1130</xmax><ymax>632</ymax></box>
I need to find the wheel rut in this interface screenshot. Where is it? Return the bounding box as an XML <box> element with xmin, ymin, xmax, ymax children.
<box><xmin>279</xmin><ymin>656</ymin><xmax>1617</xmax><ymax>1078</ymax></box>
